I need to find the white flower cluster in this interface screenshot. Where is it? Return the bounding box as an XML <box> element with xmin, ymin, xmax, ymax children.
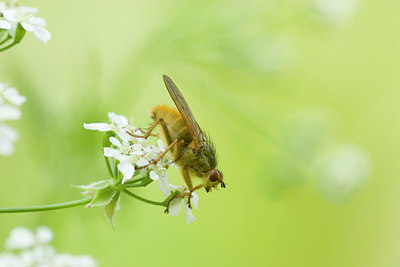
<box><xmin>0</xmin><ymin>226</ymin><xmax>97</xmax><ymax>267</ymax></box>
<box><xmin>0</xmin><ymin>81</ymin><xmax>25</xmax><ymax>156</ymax></box>
<box><xmin>84</xmin><ymin>112</ymin><xmax>199</xmax><ymax>223</ymax></box>
<box><xmin>0</xmin><ymin>1</ymin><xmax>51</xmax><ymax>43</ymax></box>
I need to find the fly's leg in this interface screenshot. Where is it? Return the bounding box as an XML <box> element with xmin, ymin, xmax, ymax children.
<box><xmin>127</xmin><ymin>118</ymin><xmax>170</xmax><ymax>141</ymax></box>
<box><xmin>128</xmin><ymin>118</ymin><xmax>173</xmax><ymax>146</ymax></box>
<box><xmin>137</xmin><ymin>128</ymin><xmax>158</xmax><ymax>137</ymax></box>
<box><xmin>128</xmin><ymin>117</ymin><xmax>177</xmax><ymax>169</ymax></box>
<box><xmin>137</xmin><ymin>139</ymin><xmax>181</xmax><ymax>169</ymax></box>
<box><xmin>164</xmin><ymin>184</ymin><xmax>204</xmax><ymax>213</ymax></box>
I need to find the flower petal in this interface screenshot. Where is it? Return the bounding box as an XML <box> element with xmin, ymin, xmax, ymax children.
<box><xmin>21</xmin><ymin>22</ymin><xmax>34</xmax><ymax>32</ymax></box>
<box><xmin>32</xmin><ymin>26</ymin><xmax>51</xmax><ymax>43</ymax></box>
<box><xmin>0</xmin><ymin>20</ymin><xmax>11</xmax><ymax>29</ymax></box>
<box><xmin>104</xmin><ymin>147</ymin><xmax>118</xmax><ymax>158</ymax></box>
<box><xmin>29</xmin><ymin>17</ymin><xmax>46</xmax><ymax>27</ymax></box>
<box><xmin>191</xmin><ymin>192</ymin><xmax>199</xmax><ymax>210</ymax></box>
<box><xmin>157</xmin><ymin>177</ymin><xmax>173</xmax><ymax>196</ymax></box>
<box><xmin>119</xmin><ymin>161</ymin><xmax>135</xmax><ymax>183</ymax></box>
<box><xmin>149</xmin><ymin>170</ymin><xmax>159</xmax><ymax>181</ymax></box>
<box><xmin>109</xmin><ymin>137</ymin><xmax>121</xmax><ymax>148</ymax></box>
<box><xmin>184</xmin><ymin>201</ymin><xmax>196</xmax><ymax>224</ymax></box>
<box><xmin>168</xmin><ymin>198</ymin><xmax>182</xmax><ymax>216</ymax></box>
<box><xmin>108</xmin><ymin>112</ymin><xmax>128</xmax><ymax>127</ymax></box>
<box><xmin>83</xmin><ymin>123</ymin><xmax>112</xmax><ymax>132</ymax></box>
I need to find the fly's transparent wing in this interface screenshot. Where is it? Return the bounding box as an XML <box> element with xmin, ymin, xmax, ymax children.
<box><xmin>163</xmin><ymin>75</ymin><xmax>204</xmax><ymax>149</ymax></box>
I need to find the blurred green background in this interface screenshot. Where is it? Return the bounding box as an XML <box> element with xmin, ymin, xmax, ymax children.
<box><xmin>1</xmin><ymin>0</ymin><xmax>399</xmax><ymax>266</ymax></box>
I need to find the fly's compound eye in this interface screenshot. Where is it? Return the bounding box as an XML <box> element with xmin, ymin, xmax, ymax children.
<box><xmin>209</xmin><ymin>170</ymin><xmax>219</xmax><ymax>182</ymax></box>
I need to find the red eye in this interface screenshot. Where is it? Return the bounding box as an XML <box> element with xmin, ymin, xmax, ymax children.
<box><xmin>209</xmin><ymin>170</ymin><xmax>219</xmax><ymax>182</ymax></box>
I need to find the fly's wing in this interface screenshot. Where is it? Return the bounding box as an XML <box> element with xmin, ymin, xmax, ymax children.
<box><xmin>163</xmin><ymin>75</ymin><xmax>204</xmax><ymax>149</ymax></box>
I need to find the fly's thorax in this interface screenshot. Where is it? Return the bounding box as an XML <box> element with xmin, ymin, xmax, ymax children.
<box><xmin>180</xmin><ymin>141</ymin><xmax>217</xmax><ymax>177</ymax></box>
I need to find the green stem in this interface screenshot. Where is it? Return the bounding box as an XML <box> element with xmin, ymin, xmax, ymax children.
<box><xmin>124</xmin><ymin>177</ymin><xmax>153</xmax><ymax>188</ymax></box>
<box><xmin>123</xmin><ymin>189</ymin><xmax>167</xmax><ymax>207</ymax></box>
<box><xmin>104</xmin><ymin>156</ymin><xmax>113</xmax><ymax>177</ymax></box>
<box><xmin>0</xmin><ymin>34</ymin><xmax>11</xmax><ymax>46</ymax></box>
<box><xmin>0</xmin><ymin>41</ymin><xmax>17</xmax><ymax>52</ymax></box>
<box><xmin>114</xmin><ymin>160</ymin><xmax>118</xmax><ymax>179</ymax></box>
<box><xmin>0</xmin><ymin>198</ymin><xmax>91</xmax><ymax>213</ymax></box>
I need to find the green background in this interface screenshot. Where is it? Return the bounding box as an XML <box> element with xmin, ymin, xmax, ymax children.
<box><xmin>1</xmin><ymin>0</ymin><xmax>399</xmax><ymax>266</ymax></box>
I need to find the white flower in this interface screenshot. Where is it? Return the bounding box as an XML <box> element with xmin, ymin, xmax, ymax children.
<box><xmin>1</xmin><ymin>5</ymin><xmax>51</xmax><ymax>43</ymax></box>
<box><xmin>0</xmin><ymin>226</ymin><xmax>98</xmax><ymax>267</ymax></box>
<box><xmin>0</xmin><ymin>81</ymin><xmax>26</xmax><ymax>156</ymax></box>
<box><xmin>85</xmin><ymin>112</ymin><xmax>201</xmax><ymax>223</ymax></box>
<box><xmin>0</xmin><ymin>82</ymin><xmax>26</xmax><ymax>121</ymax></box>
<box><xmin>315</xmin><ymin>0</ymin><xmax>357</xmax><ymax>26</ymax></box>
<box><xmin>149</xmin><ymin>164</ymin><xmax>171</xmax><ymax>196</ymax></box>
<box><xmin>5</xmin><ymin>226</ymin><xmax>53</xmax><ymax>250</ymax></box>
<box><xmin>0</xmin><ymin>123</ymin><xmax>18</xmax><ymax>156</ymax></box>
<box><xmin>2</xmin><ymin>87</ymin><xmax>26</xmax><ymax>106</ymax></box>
<box><xmin>5</xmin><ymin>227</ymin><xmax>35</xmax><ymax>250</ymax></box>
<box><xmin>0</xmin><ymin>252</ymin><xmax>24</xmax><ymax>266</ymax></box>
<box><xmin>35</xmin><ymin>227</ymin><xmax>53</xmax><ymax>245</ymax></box>
<box><xmin>53</xmin><ymin>254</ymin><xmax>97</xmax><ymax>267</ymax></box>
<box><xmin>86</xmin><ymin>112</ymin><xmax>173</xmax><ymax>184</ymax></box>
<box><xmin>168</xmin><ymin>192</ymin><xmax>199</xmax><ymax>224</ymax></box>
<box><xmin>84</xmin><ymin>112</ymin><xmax>134</xmax><ymax>142</ymax></box>
<box><xmin>104</xmin><ymin>136</ymin><xmax>144</xmax><ymax>183</ymax></box>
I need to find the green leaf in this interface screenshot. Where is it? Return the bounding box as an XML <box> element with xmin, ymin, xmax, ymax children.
<box><xmin>73</xmin><ymin>179</ymin><xmax>111</xmax><ymax>191</ymax></box>
<box><xmin>104</xmin><ymin>191</ymin><xmax>120</xmax><ymax>229</ymax></box>
<box><xmin>87</xmin><ymin>185</ymin><xmax>117</xmax><ymax>207</ymax></box>
<box><xmin>0</xmin><ymin>30</ymin><xmax>6</xmax><ymax>40</ymax></box>
<box><xmin>14</xmin><ymin>23</ymin><xmax>26</xmax><ymax>43</ymax></box>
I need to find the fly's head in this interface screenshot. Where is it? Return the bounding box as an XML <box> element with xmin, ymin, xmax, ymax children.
<box><xmin>204</xmin><ymin>169</ymin><xmax>225</xmax><ymax>192</ymax></box>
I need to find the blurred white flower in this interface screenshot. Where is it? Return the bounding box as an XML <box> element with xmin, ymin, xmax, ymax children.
<box><xmin>0</xmin><ymin>252</ymin><xmax>24</xmax><ymax>267</ymax></box>
<box><xmin>53</xmin><ymin>254</ymin><xmax>98</xmax><ymax>267</ymax></box>
<box><xmin>0</xmin><ymin>227</ymin><xmax>97</xmax><ymax>267</ymax></box>
<box><xmin>1</xmin><ymin>2</ymin><xmax>51</xmax><ymax>43</ymax></box>
<box><xmin>315</xmin><ymin>0</ymin><xmax>357</xmax><ymax>26</ymax></box>
<box><xmin>0</xmin><ymin>123</ymin><xmax>18</xmax><ymax>156</ymax></box>
<box><xmin>0</xmin><ymin>81</ymin><xmax>25</xmax><ymax>156</ymax></box>
<box><xmin>35</xmin><ymin>226</ymin><xmax>53</xmax><ymax>245</ymax></box>
<box><xmin>315</xmin><ymin>145</ymin><xmax>371</xmax><ymax>203</ymax></box>
<box><xmin>5</xmin><ymin>227</ymin><xmax>35</xmax><ymax>250</ymax></box>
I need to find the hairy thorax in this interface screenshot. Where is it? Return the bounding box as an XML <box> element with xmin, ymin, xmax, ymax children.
<box><xmin>178</xmin><ymin>142</ymin><xmax>217</xmax><ymax>178</ymax></box>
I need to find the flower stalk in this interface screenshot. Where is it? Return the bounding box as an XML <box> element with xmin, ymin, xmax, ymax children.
<box><xmin>0</xmin><ymin>198</ymin><xmax>91</xmax><ymax>213</ymax></box>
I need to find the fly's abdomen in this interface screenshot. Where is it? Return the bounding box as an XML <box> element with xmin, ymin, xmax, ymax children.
<box><xmin>151</xmin><ymin>105</ymin><xmax>191</xmax><ymax>143</ymax></box>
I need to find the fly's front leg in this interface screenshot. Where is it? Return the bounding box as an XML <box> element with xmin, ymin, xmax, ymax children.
<box><xmin>127</xmin><ymin>118</ymin><xmax>168</xmax><ymax>139</ymax></box>
<box><xmin>137</xmin><ymin>139</ymin><xmax>181</xmax><ymax>169</ymax></box>
<box><xmin>137</xmin><ymin>128</ymin><xmax>158</xmax><ymax>137</ymax></box>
